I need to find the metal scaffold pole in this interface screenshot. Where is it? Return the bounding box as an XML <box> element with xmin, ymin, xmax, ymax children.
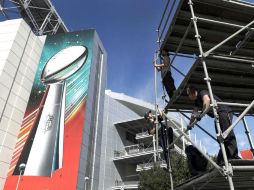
<box><xmin>153</xmin><ymin>52</ymin><xmax>159</xmax><ymax>163</ymax></box>
<box><xmin>242</xmin><ymin>117</ymin><xmax>254</xmax><ymax>155</ymax></box>
<box><xmin>188</xmin><ymin>0</ymin><xmax>234</xmax><ymax>189</ymax></box>
<box><xmin>156</xmin><ymin>10</ymin><xmax>174</xmax><ymax>187</ymax></box>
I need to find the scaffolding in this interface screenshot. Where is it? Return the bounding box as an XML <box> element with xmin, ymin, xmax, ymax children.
<box><xmin>154</xmin><ymin>0</ymin><xmax>254</xmax><ymax>189</ymax></box>
<box><xmin>0</xmin><ymin>0</ymin><xmax>68</xmax><ymax>35</ymax></box>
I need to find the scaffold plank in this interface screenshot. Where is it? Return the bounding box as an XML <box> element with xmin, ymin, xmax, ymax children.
<box><xmin>166</xmin><ymin>56</ymin><xmax>254</xmax><ymax>113</ymax></box>
<box><xmin>174</xmin><ymin>160</ymin><xmax>254</xmax><ymax>190</ymax></box>
<box><xmin>162</xmin><ymin>0</ymin><xmax>254</xmax><ymax>58</ymax></box>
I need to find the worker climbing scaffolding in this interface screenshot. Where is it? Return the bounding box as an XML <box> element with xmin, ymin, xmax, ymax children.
<box><xmin>153</xmin><ymin>0</ymin><xmax>254</xmax><ymax>189</ymax></box>
<box><xmin>144</xmin><ymin>110</ymin><xmax>174</xmax><ymax>170</ymax></box>
<box><xmin>154</xmin><ymin>49</ymin><xmax>176</xmax><ymax>100</ymax></box>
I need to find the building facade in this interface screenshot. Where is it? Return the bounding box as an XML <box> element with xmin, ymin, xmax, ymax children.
<box><xmin>99</xmin><ymin>90</ymin><xmax>187</xmax><ymax>190</ymax></box>
<box><xmin>0</xmin><ymin>19</ymin><xmax>45</xmax><ymax>190</ymax></box>
<box><xmin>0</xmin><ymin>20</ymin><xmax>107</xmax><ymax>190</ymax></box>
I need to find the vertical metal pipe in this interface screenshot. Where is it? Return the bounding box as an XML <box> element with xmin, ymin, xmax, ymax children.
<box><xmin>181</xmin><ymin>117</ymin><xmax>185</xmax><ymax>153</ymax></box>
<box><xmin>153</xmin><ymin>53</ymin><xmax>158</xmax><ymax>162</ymax></box>
<box><xmin>169</xmin><ymin>161</ymin><xmax>174</xmax><ymax>190</ymax></box>
<box><xmin>153</xmin><ymin>135</ymin><xmax>157</xmax><ymax>162</ymax></box>
<box><xmin>155</xmin><ymin>16</ymin><xmax>161</xmax><ymax>162</ymax></box>
<box><xmin>242</xmin><ymin>117</ymin><xmax>254</xmax><ymax>155</ymax></box>
<box><xmin>188</xmin><ymin>0</ymin><xmax>234</xmax><ymax>189</ymax></box>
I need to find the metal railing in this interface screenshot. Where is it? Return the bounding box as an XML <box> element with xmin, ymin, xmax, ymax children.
<box><xmin>135</xmin><ymin>131</ymin><xmax>152</xmax><ymax>139</ymax></box>
<box><xmin>114</xmin><ymin>143</ymin><xmax>162</xmax><ymax>158</ymax></box>
<box><xmin>136</xmin><ymin>161</ymin><xmax>167</xmax><ymax>171</ymax></box>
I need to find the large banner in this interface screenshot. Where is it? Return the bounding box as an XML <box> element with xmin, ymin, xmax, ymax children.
<box><xmin>4</xmin><ymin>31</ymin><xmax>93</xmax><ymax>190</ymax></box>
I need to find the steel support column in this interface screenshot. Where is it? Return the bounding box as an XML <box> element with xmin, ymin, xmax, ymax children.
<box><xmin>153</xmin><ymin>53</ymin><xmax>158</xmax><ymax>163</ymax></box>
<box><xmin>242</xmin><ymin>117</ymin><xmax>254</xmax><ymax>155</ymax></box>
<box><xmin>188</xmin><ymin>0</ymin><xmax>234</xmax><ymax>189</ymax></box>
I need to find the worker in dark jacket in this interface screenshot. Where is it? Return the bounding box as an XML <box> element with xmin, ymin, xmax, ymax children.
<box><xmin>154</xmin><ymin>49</ymin><xmax>176</xmax><ymax>99</ymax></box>
<box><xmin>144</xmin><ymin>110</ymin><xmax>173</xmax><ymax>169</ymax></box>
<box><xmin>187</xmin><ymin>86</ymin><xmax>239</xmax><ymax>165</ymax></box>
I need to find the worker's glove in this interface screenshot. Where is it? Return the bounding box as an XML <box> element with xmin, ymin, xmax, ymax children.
<box><xmin>195</xmin><ymin>113</ymin><xmax>202</xmax><ymax>121</ymax></box>
<box><xmin>187</xmin><ymin>124</ymin><xmax>193</xmax><ymax>130</ymax></box>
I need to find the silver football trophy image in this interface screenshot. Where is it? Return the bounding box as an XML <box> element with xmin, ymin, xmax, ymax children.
<box><xmin>24</xmin><ymin>45</ymin><xmax>88</xmax><ymax>176</ymax></box>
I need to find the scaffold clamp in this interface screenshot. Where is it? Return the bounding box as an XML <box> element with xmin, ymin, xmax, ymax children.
<box><xmin>204</xmin><ymin>77</ymin><xmax>211</xmax><ymax>81</ymax></box>
<box><xmin>224</xmin><ymin>164</ymin><xmax>234</xmax><ymax>177</ymax></box>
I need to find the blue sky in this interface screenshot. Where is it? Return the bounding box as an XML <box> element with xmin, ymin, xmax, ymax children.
<box><xmin>51</xmin><ymin>0</ymin><xmax>254</xmax><ymax>156</ymax></box>
<box><xmin>1</xmin><ymin>0</ymin><xmax>254</xmax><ymax>155</ymax></box>
<box><xmin>52</xmin><ymin>0</ymin><xmax>165</xmax><ymax>103</ymax></box>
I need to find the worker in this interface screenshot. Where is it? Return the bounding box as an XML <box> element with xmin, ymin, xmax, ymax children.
<box><xmin>144</xmin><ymin>110</ymin><xmax>173</xmax><ymax>169</ymax></box>
<box><xmin>154</xmin><ymin>49</ymin><xmax>176</xmax><ymax>99</ymax></box>
<box><xmin>187</xmin><ymin>85</ymin><xmax>239</xmax><ymax>165</ymax></box>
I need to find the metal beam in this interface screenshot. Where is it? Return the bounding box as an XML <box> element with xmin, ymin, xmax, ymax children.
<box><xmin>217</xmin><ymin>102</ymin><xmax>251</xmax><ymax>107</ymax></box>
<box><xmin>180</xmin><ymin>112</ymin><xmax>217</xmax><ymax>141</ymax></box>
<box><xmin>157</xmin><ymin>0</ymin><xmax>171</xmax><ymax>31</ymax></box>
<box><xmin>197</xmin><ymin>16</ymin><xmax>254</xmax><ymax>31</ymax></box>
<box><xmin>160</xmin><ymin>108</ymin><xmax>223</xmax><ymax>173</ymax></box>
<box><xmin>222</xmin><ymin>100</ymin><xmax>254</xmax><ymax>139</ymax></box>
<box><xmin>210</xmin><ymin>54</ymin><xmax>254</xmax><ymax>64</ymax></box>
<box><xmin>242</xmin><ymin>117</ymin><xmax>254</xmax><ymax>155</ymax></box>
<box><xmin>38</xmin><ymin>10</ymin><xmax>52</xmax><ymax>35</ymax></box>
<box><xmin>204</xmin><ymin>19</ymin><xmax>254</xmax><ymax>57</ymax></box>
<box><xmin>159</xmin><ymin>0</ymin><xmax>177</xmax><ymax>41</ymax></box>
<box><xmin>231</xmin><ymin>30</ymin><xmax>254</xmax><ymax>55</ymax></box>
<box><xmin>171</xmin><ymin>22</ymin><xmax>192</xmax><ymax>64</ymax></box>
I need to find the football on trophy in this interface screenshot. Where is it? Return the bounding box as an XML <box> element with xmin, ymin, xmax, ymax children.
<box><xmin>41</xmin><ymin>45</ymin><xmax>88</xmax><ymax>83</ymax></box>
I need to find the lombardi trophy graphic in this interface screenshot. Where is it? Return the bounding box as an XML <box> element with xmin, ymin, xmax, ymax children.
<box><xmin>24</xmin><ymin>46</ymin><xmax>88</xmax><ymax>176</ymax></box>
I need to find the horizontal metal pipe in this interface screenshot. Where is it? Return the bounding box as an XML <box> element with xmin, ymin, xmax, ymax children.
<box><xmin>197</xmin><ymin>16</ymin><xmax>254</xmax><ymax>31</ymax></box>
<box><xmin>204</xmin><ymin>20</ymin><xmax>254</xmax><ymax>57</ymax></box>
<box><xmin>222</xmin><ymin>100</ymin><xmax>254</xmax><ymax>139</ymax></box>
<box><xmin>225</xmin><ymin>0</ymin><xmax>254</xmax><ymax>8</ymax></box>
<box><xmin>168</xmin><ymin>52</ymin><xmax>196</xmax><ymax>59</ymax></box>
<box><xmin>217</xmin><ymin>102</ymin><xmax>251</xmax><ymax>107</ymax></box>
<box><xmin>166</xmin><ymin>109</ymin><xmax>194</xmax><ymax>113</ymax></box>
<box><xmin>210</xmin><ymin>55</ymin><xmax>254</xmax><ymax>64</ymax></box>
<box><xmin>232</xmin><ymin>166</ymin><xmax>254</xmax><ymax>171</ymax></box>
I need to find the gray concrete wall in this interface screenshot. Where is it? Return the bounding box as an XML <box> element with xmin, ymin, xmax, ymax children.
<box><xmin>98</xmin><ymin>94</ymin><xmax>140</xmax><ymax>190</ymax></box>
<box><xmin>77</xmin><ymin>30</ymin><xmax>107</xmax><ymax>190</ymax></box>
<box><xmin>0</xmin><ymin>19</ymin><xmax>45</xmax><ymax>190</ymax></box>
